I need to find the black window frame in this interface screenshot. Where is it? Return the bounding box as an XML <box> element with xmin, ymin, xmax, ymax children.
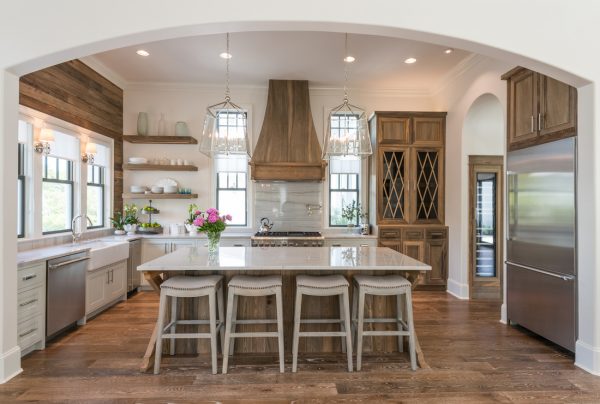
<box><xmin>86</xmin><ymin>165</ymin><xmax>105</xmax><ymax>229</ymax></box>
<box><xmin>329</xmin><ymin>172</ymin><xmax>360</xmax><ymax>227</ymax></box>
<box><xmin>42</xmin><ymin>155</ymin><xmax>74</xmax><ymax>235</ymax></box>
<box><xmin>17</xmin><ymin>143</ymin><xmax>25</xmax><ymax>238</ymax></box>
<box><xmin>216</xmin><ymin>171</ymin><xmax>248</xmax><ymax>227</ymax></box>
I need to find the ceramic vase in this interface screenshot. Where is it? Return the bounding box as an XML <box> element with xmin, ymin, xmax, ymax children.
<box><xmin>124</xmin><ymin>224</ymin><xmax>138</xmax><ymax>235</ymax></box>
<box><xmin>137</xmin><ymin>112</ymin><xmax>149</xmax><ymax>136</ymax></box>
<box><xmin>175</xmin><ymin>121</ymin><xmax>188</xmax><ymax>136</ymax></box>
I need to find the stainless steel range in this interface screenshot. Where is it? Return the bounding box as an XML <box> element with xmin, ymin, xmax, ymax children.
<box><xmin>251</xmin><ymin>231</ymin><xmax>324</xmax><ymax>247</ymax></box>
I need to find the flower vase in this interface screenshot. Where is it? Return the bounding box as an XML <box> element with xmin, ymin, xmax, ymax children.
<box><xmin>137</xmin><ymin>112</ymin><xmax>149</xmax><ymax>136</ymax></box>
<box><xmin>207</xmin><ymin>231</ymin><xmax>221</xmax><ymax>253</ymax></box>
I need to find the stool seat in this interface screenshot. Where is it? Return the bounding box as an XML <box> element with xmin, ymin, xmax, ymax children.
<box><xmin>297</xmin><ymin>274</ymin><xmax>349</xmax><ymax>289</ymax></box>
<box><xmin>161</xmin><ymin>275</ymin><xmax>222</xmax><ymax>291</ymax></box>
<box><xmin>228</xmin><ymin>275</ymin><xmax>282</xmax><ymax>290</ymax></box>
<box><xmin>353</xmin><ymin>274</ymin><xmax>411</xmax><ymax>289</ymax></box>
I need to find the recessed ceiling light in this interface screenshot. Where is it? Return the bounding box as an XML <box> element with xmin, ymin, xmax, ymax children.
<box><xmin>444</xmin><ymin>48</ymin><xmax>454</xmax><ymax>54</ymax></box>
<box><xmin>343</xmin><ymin>55</ymin><xmax>356</xmax><ymax>63</ymax></box>
<box><xmin>136</xmin><ymin>49</ymin><xmax>150</xmax><ymax>57</ymax></box>
<box><xmin>404</xmin><ymin>57</ymin><xmax>417</xmax><ymax>64</ymax></box>
<box><xmin>219</xmin><ymin>52</ymin><xmax>232</xmax><ymax>59</ymax></box>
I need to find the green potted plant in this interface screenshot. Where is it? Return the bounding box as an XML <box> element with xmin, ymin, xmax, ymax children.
<box><xmin>185</xmin><ymin>203</ymin><xmax>200</xmax><ymax>234</ymax></box>
<box><xmin>123</xmin><ymin>204</ymin><xmax>139</xmax><ymax>235</ymax></box>
<box><xmin>110</xmin><ymin>211</ymin><xmax>126</xmax><ymax>235</ymax></box>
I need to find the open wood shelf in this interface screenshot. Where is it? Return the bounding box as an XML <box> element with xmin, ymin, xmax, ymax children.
<box><xmin>123</xmin><ymin>163</ymin><xmax>198</xmax><ymax>171</ymax></box>
<box><xmin>122</xmin><ymin>193</ymin><xmax>198</xmax><ymax>200</ymax></box>
<box><xmin>123</xmin><ymin>135</ymin><xmax>198</xmax><ymax>144</ymax></box>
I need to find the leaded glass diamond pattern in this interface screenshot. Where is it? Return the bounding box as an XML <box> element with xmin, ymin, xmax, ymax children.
<box><xmin>382</xmin><ymin>151</ymin><xmax>405</xmax><ymax>220</ymax></box>
<box><xmin>416</xmin><ymin>151</ymin><xmax>439</xmax><ymax>220</ymax></box>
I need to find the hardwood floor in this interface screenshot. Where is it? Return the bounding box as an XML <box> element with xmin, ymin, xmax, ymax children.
<box><xmin>2</xmin><ymin>291</ymin><xmax>600</xmax><ymax>403</ymax></box>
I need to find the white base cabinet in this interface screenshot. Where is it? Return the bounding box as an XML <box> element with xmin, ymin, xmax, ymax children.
<box><xmin>17</xmin><ymin>262</ymin><xmax>46</xmax><ymax>356</ymax></box>
<box><xmin>85</xmin><ymin>260</ymin><xmax>127</xmax><ymax>317</ymax></box>
<box><xmin>324</xmin><ymin>238</ymin><xmax>378</xmax><ymax>247</ymax></box>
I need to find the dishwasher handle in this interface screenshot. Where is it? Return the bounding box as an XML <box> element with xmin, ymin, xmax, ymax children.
<box><xmin>48</xmin><ymin>256</ymin><xmax>90</xmax><ymax>270</ymax></box>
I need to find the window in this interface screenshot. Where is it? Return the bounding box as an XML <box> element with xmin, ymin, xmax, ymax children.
<box><xmin>42</xmin><ymin>156</ymin><xmax>74</xmax><ymax>234</ymax></box>
<box><xmin>87</xmin><ymin>165</ymin><xmax>105</xmax><ymax>228</ymax></box>
<box><xmin>17</xmin><ymin>143</ymin><xmax>25</xmax><ymax>238</ymax></box>
<box><xmin>214</xmin><ymin>110</ymin><xmax>248</xmax><ymax>226</ymax></box>
<box><xmin>329</xmin><ymin>166</ymin><xmax>360</xmax><ymax>226</ymax></box>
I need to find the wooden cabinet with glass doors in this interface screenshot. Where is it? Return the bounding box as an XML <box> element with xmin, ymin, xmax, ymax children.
<box><xmin>370</xmin><ymin>111</ymin><xmax>448</xmax><ymax>288</ymax></box>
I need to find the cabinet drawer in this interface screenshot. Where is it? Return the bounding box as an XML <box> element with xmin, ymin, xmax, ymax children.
<box><xmin>426</xmin><ymin>228</ymin><xmax>447</xmax><ymax>239</ymax></box>
<box><xmin>18</xmin><ymin>286</ymin><xmax>45</xmax><ymax>321</ymax></box>
<box><xmin>18</xmin><ymin>314</ymin><xmax>44</xmax><ymax>351</ymax></box>
<box><xmin>379</xmin><ymin>228</ymin><xmax>401</xmax><ymax>239</ymax></box>
<box><xmin>402</xmin><ymin>228</ymin><xmax>424</xmax><ymax>240</ymax></box>
<box><xmin>18</xmin><ymin>263</ymin><xmax>45</xmax><ymax>291</ymax></box>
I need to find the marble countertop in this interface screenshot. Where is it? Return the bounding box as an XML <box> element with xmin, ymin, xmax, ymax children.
<box><xmin>138</xmin><ymin>246</ymin><xmax>431</xmax><ymax>272</ymax></box>
<box><xmin>17</xmin><ymin>243</ymin><xmax>93</xmax><ymax>267</ymax></box>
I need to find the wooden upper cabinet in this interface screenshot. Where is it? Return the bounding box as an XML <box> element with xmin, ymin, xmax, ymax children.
<box><xmin>377</xmin><ymin>116</ymin><xmax>411</xmax><ymax>145</ymax></box>
<box><xmin>412</xmin><ymin>148</ymin><xmax>444</xmax><ymax>225</ymax></box>
<box><xmin>539</xmin><ymin>75</ymin><xmax>577</xmax><ymax>138</ymax></box>
<box><xmin>413</xmin><ymin>117</ymin><xmax>445</xmax><ymax>147</ymax></box>
<box><xmin>503</xmin><ymin>67</ymin><xmax>577</xmax><ymax>151</ymax></box>
<box><xmin>509</xmin><ymin>69</ymin><xmax>538</xmax><ymax>145</ymax></box>
<box><xmin>377</xmin><ymin>147</ymin><xmax>410</xmax><ymax>224</ymax></box>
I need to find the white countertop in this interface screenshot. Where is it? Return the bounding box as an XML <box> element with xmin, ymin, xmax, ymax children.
<box><xmin>138</xmin><ymin>246</ymin><xmax>430</xmax><ymax>272</ymax></box>
<box><xmin>17</xmin><ymin>243</ymin><xmax>92</xmax><ymax>267</ymax></box>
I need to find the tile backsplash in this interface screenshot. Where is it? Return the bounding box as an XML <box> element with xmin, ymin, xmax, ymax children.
<box><xmin>254</xmin><ymin>182</ymin><xmax>323</xmax><ymax>231</ymax></box>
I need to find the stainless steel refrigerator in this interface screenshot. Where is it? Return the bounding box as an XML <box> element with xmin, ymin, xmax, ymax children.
<box><xmin>507</xmin><ymin>137</ymin><xmax>577</xmax><ymax>352</ymax></box>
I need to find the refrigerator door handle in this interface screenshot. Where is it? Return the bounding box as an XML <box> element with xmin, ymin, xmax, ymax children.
<box><xmin>505</xmin><ymin>261</ymin><xmax>575</xmax><ymax>281</ymax></box>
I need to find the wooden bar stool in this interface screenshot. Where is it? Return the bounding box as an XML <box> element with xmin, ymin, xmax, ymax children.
<box><xmin>222</xmin><ymin>275</ymin><xmax>285</xmax><ymax>374</ymax></box>
<box><xmin>154</xmin><ymin>275</ymin><xmax>224</xmax><ymax>375</ymax></box>
<box><xmin>292</xmin><ymin>274</ymin><xmax>353</xmax><ymax>372</ymax></box>
<box><xmin>352</xmin><ymin>274</ymin><xmax>416</xmax><ymax>371</ymax></box>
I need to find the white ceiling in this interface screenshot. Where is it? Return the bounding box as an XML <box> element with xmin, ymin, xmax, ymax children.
<box><xmin>90</xmin><ymin>31</ymin><xmax>472</xmax><ymax>91</ymax></box>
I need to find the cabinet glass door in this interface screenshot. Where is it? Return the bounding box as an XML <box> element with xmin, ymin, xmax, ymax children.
<box><xmin>415</xmin><ymin>149</ymin><xmax>442</xmax><ymax>223</ymax></box>
<box><xmin>379</xmin><ymin>149</ymin><xmax>408</xmax><ymax>222</ymax></box>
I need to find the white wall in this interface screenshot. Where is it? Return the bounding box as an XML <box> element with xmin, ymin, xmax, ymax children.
<box><xmin>1</xmin><ymin>0</ymin><xmax>600</xmax><ymax>380</ymax></box>
<box><xmin>123</xmin><ymin>84</ymin><xmax>435</xmax><ymax>228</ymax></box>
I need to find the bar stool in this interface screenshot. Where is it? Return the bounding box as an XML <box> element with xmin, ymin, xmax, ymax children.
<box><xmin>292</xmin><ymin>274</ymin><xmax>353</xmax><ymax>372</ymax></box>
<box><xmin>222</xmin><ymin>275</ymin><xmax>284</xmax><ymax>374</ymax></box>
<box><xmin>154</xmin><ymin>275</ymin><xmax>224</xmax><ymax>375</ymax></box>
<box><xmin>352</xmin><ymin>274</ymin><xmax>416</xmax><ymax>371</ymax></box>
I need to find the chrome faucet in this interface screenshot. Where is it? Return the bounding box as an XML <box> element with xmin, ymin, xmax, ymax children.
<box><xmin>72</xmin><ymin>214</ymin><xmax>93</xmax><ymax>243</ymax></box>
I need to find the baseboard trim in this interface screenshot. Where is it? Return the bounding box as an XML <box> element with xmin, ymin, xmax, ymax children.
<box><xmin>446</xmin><ymin>278</ymin><xmax>469</xmax><ymax>299</ymax></box>
<box><xmin>0</xmin><ymin>345</ymin><xmax>22</xmax><ymax>384</ymax></box>
<box><xmin>575</xmin><ymin>340</ymin><xmax>600</xmax><ymax>376</ymax></box>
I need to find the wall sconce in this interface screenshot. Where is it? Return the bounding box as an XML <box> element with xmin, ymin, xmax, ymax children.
<box><xmin>34</xmin><ymin>128</ymin><xmax>54</xmax><ymax>155</ymax></box>
<box><xmin>82</xmin><ymin>142</ymin><xmax>97</xmax><ymax>164</ymax></box>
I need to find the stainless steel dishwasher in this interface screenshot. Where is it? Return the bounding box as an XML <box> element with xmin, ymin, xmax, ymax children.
<box><xmin>46</xmin><ymin>251</ymin><xmax>89</xmax><ymax>339</ymax></box>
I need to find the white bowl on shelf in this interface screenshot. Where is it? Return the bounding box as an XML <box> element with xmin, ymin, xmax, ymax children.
<box><xmin>151</xmin><ymin>186</ymin><xmax>164</xmax><ymax>194</ymax></box>
<box><xmin>128</xmin><ymin>157</ymin><xmax>147</xmax><ymax>164</ymax></box>
<box><xmin>130</xmin><ymin>185</ymin><xmax>146</xmax><ymax>194</ymax></box>
<box><xmin>164</xmin><ymin>185</ymin><xmax>178</xmax><ymax>194</ymax></box>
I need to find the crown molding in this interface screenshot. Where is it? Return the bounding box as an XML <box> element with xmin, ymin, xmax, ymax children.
<box><xmin>79</xmin><ymin>56</ymin><xmax>127</xmax><ymax>89</ymax></box>
<box><xmin>431</xmin><ymin>53</ymin><xmax>491</xmax><ymax>96</ymax></box>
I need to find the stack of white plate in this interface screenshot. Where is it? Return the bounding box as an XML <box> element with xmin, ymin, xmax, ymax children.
<box><xmin>128</xmin><ymin>157</ymin><xmax>147</xmax><ymax>164</ymax></box>
<box><xmin>151</xmin><ymin>186</ymin><xmax>164</xmax><ymax>194</ymax></box>
<box><xmin>164</xmin><ymin>185</ymin><xmax>178</xmax><ymax>194</ymax></box>
<box><xmin>130</xmin><ymin>185</ymin><xmax>146</xmax><ymax>194</ymax></box>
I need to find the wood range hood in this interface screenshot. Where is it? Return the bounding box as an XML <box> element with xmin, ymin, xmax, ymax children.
<box><xmin>250</xmin><ymin>80</ymin><xmax>327</xmax><ymax>181</ymax></box>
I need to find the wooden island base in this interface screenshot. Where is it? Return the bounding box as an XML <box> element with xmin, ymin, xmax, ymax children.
<box><xmin>141</xmin><ymin>269</ymin><xmax>429</xmax><ymax>372</ymax></box>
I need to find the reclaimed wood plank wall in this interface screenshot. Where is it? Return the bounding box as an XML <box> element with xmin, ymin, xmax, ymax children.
<box><xmin>19</xmin><ymin>59</ymin><xmax>124</xmax><ymax>212</ymax></box>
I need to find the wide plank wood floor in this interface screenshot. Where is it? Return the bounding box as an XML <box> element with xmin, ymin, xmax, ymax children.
<box><xmin>2</xmin><ymin>291</ymin><xmax>600</xmax><ymax>403</ymax></box>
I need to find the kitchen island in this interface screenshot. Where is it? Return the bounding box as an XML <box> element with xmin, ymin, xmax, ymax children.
<box><xmin>138</xmin><ymin>246</ymin><xmax>431</xmax><ymax>371</ymax></box>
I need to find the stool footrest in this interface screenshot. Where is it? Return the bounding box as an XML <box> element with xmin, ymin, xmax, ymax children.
<box><xmin>231</xmin><ymin>319</ymin><xmax>278</xmax><ymax>325</ymax></box>
<box><xmin>300</xmin><ymin>319</ymin><xmax>343</xmax><ymax>324</ymax></box>
<box><xmin>298</xmin><ymin>331</ymin><xmax>347</xmax><ymax>337</ymax></box>
<box><xmin>361</xmin><ymin>330</ymin><xmax>410</xmax><ymax>337</ymax></box>
<box><xmin>161</xmin><ymin>332</ymin><xmax>213</xmax><ymax>339</ymax></box>
<box><xmin>230</xmin><ymin>332</ymin><xmax>280</xmax><ymax>338</ymax></box>
<box><xmin>353</xmin><ymin>318</ymin><xmax>401</xmax><ymax>324</ymax></box>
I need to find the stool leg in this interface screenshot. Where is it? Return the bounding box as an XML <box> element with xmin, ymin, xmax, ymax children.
<box><xmin>396</xmin><ymin>293</ymin><xmax>404</xmax><ymax>353</ymax></box>
<box><xmin>169</xmin><ymin>296</ymin><xmax>177</xmax><ymax>356</ymax></box>
<box><xmin>351</xmin><ymin>283</ymin><xmax>358</xmax><ymax>351</ymax></box>
<box><xmin>342</xmin><ymin>289</ymin><xmax>353</xmax><ymax>372</ymax></box>
<box><xmin>405</xmin><ymin>289</ymin><xmax>417</xmax><ymax>371</ymax></box>
<box><xmin>229</xmin><ymin>294</ymin><xmax>238</xmax><ymax>356</ymax></box>
<box><xmin>275</xmin><ymin>288</ymin><xmax>285</xmax><ymax>373</ymax></box>
<box><xmin>222</xmin><ymin>289</ymin><xmax>235</xmax><ymax>374</ymax></box>
<box><xmin>292</xmin><ymin>290</ymin><xmax>303</xmax><ymax>373</ymax></box>
<box><xmin>217</xmin><ymin>282</ymin><xmax>225</xmax><ymax>352</ymax></box>
<box><xmin>209</xmin><ymin>289</ymin><xmax>218</xmax><ymax>375</ymax></box>
<box><xmin>153</xmin><ymin>292</ymin><xmax>168</xmax><ymax>375</ymax></box>
<box><xmin>339</xmin><ymin>294</ymin><xmax>347</xmax><ymax>354</ymax></box>
<box><xmin>356</xmin><ymin>289</ymin><xmax>365</xmax><ymax>371</ymax></box>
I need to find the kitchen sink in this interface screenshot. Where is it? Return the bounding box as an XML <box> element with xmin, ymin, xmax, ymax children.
<box><xmin>83</xmin><ymin>241</ymin><xmax>129</xmax><ymax>271</ymax></box>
